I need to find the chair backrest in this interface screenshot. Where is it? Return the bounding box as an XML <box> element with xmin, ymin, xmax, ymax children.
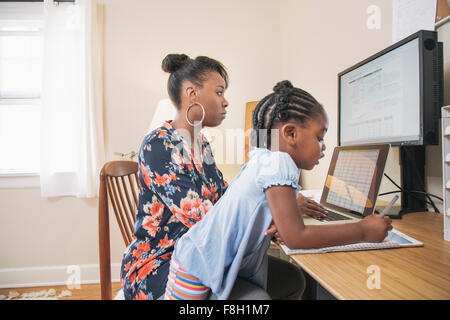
<box><xmin>98</xmin><ymin>160</ymin><xmax>139</xmax><ymax>300</ymax></box>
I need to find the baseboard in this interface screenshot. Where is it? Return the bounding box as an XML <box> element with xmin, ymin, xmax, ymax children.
<box><xmin>0</xmin><ymin>263</ymin><xmax>122</xmax><ymax>289</ymax></box>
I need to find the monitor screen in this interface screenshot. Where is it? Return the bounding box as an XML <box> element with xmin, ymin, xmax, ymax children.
<box><xmin>339</xmin><ymin>38</ymin><xmax>420</xmax><ymax>146</ymax></box>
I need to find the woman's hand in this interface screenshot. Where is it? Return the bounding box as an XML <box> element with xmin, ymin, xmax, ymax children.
<box><xmin>297</xmin><ymin>193</ymin><xmax>328</xmax><ymax>217</ymax></box>
<box><xmin>265</xmin><ymin>220</ymin><xmax>285</xmax><ymax>245</ymax></box>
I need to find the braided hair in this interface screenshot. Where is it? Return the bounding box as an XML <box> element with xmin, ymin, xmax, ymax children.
<box><xmin>251</xmin><ymin>80</ymin><xmax>325</xmax><ymax>148</ymax></box>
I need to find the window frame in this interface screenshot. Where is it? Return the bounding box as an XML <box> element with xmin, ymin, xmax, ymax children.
<box><xmin>0</xmin><ymin>1</ymin><xmax>43</xmax><ymax>187</ymax></box>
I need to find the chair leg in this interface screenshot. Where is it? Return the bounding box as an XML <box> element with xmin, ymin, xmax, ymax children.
<box><xmin>99</xmin><ymin>168</ymin><xmax>112</xmax><ymax>300</ymax></box>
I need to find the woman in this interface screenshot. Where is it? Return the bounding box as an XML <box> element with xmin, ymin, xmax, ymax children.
<box><xmin>120</xmin><ymin>53</ymin><xmax>325</xmax><ymax>300</ymax></box>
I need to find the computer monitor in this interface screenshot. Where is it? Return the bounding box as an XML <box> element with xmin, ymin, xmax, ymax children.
<box><xmin>320</xmin><ymin>144</ymin><xmax>390</xmax><ymax>217</ymax></box>
<box><xmin>338</xmin><ymin>30</ymin><xmax>443</xmax><ymax>147</ymax></box>
<box><xmin>337</xmin><ymin>30</ymin><xmax>444</xmax><ymax>215</ymax></box>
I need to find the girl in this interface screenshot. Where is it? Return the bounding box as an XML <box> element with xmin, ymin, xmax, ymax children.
<box><xmin>165</xmin><ymin>80</ymin><xmax>392</xmax><ymax>300</ymax></box>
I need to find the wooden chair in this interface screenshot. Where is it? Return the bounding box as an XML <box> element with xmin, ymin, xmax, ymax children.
<box><xmin>98</xmin><ymin>160</ymin><xmax>139</xmax><ymax>300</ymax></box>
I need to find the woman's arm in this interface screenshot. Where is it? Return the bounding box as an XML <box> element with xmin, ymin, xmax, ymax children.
<box><xmin>264</xmin><ymin>186</ymin><xmax>392</xmax><ymax>249</ymax></box>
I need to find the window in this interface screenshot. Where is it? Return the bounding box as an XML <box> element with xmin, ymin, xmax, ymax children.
<box><xmin>0</xmin><ymin>3</ymin><xmax>43</xmax><ymax>175</ymax></box>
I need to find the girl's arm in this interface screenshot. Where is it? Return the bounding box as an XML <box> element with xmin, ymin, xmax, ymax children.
<box><xmin>265</xmin><ymin>186</ymin><xmax>392</xmax><ymax>249</ymax></box>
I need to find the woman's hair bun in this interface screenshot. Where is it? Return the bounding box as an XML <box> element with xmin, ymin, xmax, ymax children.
<box><xmin>161</xmin><ymin>53</ymin><xmax>190</xmax><ymax>73</ymax></box>
<box><xmin>273</xmin><ymin>80</ymin><xmax>294</xmax><ymax>94</ymax></box>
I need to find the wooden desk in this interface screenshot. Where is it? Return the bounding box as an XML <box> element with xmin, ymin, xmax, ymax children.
<box><xmin>290</xmin><ymin>212</ymin><xmax>450</xmax><ymax>299</ymax></box>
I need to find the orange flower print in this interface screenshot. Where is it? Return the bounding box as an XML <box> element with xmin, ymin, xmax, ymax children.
<box><xmin>129</xmin><ymin>260</ymin><xmax>138</xmax><ymax>274</ymax></box>
<box><xmin>140</xmin><ymin>163</ymin><xmax>151</xmax><ymax>187</ymax></box>
<box><xmin>132</xmin><ymin>242</ymin><xmax>150</xmax><ymax>259</ymax></box>
<box><xmin>169</xmin><ymin>172</ymin><xmax>177</xmax><ymax>181</ymax></box>
<box><xmin>169</xmin><ymin>204</ymin><xmax>191</xmax><ymax>227</ymax></box>
<box><xmin>202</xmin><ymin>199</ymin><xmax>213</xmax><ymax>213</ymax></box>
<box><xmin>180</xmin><ymin>198</ymin><xmax>193</xmax><ymax>215</ymax></box>
<box><xmin>151</xmin><ymin>201</ymin><xmax>164</xmax><ymax>216</ymax></box>
<box><xmin>129</xmin><ymin>271</ymin><xmax>136</xmax><ymax>284</ymax></box>
<box><xmin>137</xmin><ymin>259</ymin><xmax>156</xmax><ymax>281</ymax></box>
<box><xmin>169</xmin><ymin>195</ymin><xmax>213</xmax><ymax>227</ymax></box>
<box><xmin>160</xmin><ymin>252</ymin><xmax>171</xmax><ymax>260</ymax></box>
<box><xmin>154</xmin><ymin>173</ymin><xmax>171</xmax><ymax>186</ymax></box>
<box><xmin>158</xmin><ymin>234</ymin><xmax>174</xmax><ymax>248</ymax></box>
<box><xmin>134</xmin><ymin>291</ymin><xmax>148</xmax><ymax>300</ymax></box>
<box><xmin>142</xmin><ymin>196</ymin><xmax>164</xmax><ymax>236</ymax></box>
<box><xmin>193</xmin><ymin>197</ymin><xmax>202</xmax><ymax>210</ymax></box>
<box><xmin>201</xmin><ymin>185</ymin><xmax>211</xmax><ymax>199</ymax></box>
<box><xmin>142</xmin><ymin>216</ymin><xmax>158</xmax><ymax>237</ymax></box>
<box><xmin>143</xmin><ymin>196</ymin><xmax>164</xmax><ymax>216</ymax></box>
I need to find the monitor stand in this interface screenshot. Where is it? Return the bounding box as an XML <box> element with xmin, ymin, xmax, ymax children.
<box><xmin>399</xmin><ymin>145</ymin><xmax>428</xmax><ymax>215</ymax></box>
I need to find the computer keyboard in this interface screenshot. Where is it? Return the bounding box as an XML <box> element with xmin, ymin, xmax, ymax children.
<box><xmin>311</xmin><ymin>210</ymin><xmax>353</xmax><ymax>222</ymax></box>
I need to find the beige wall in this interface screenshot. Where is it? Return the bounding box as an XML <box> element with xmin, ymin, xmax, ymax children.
<box><xmin>0</xmin><ymin>0</ymin><xmax>447</xmax><ymax>284</ymax></box>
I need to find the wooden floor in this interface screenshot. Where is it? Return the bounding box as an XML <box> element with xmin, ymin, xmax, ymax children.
<box><xmin>0</xmin><ymin>282</ymin><xmax>122</xmax><ymax>300</ymax></box>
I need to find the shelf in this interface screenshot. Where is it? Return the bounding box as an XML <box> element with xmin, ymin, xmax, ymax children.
<box><xmin>441</xmin><ymin>107</ymin><xmax>450</xmax><ymax>239</ymax></box>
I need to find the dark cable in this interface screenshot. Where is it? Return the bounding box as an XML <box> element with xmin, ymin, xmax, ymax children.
<box><xmin>408</xmin><ymin>190</ymin><xmax>443</xmax><ymax>202</ymax></box>
<box><xmin>379</xmin><ymin>190</ymin><xmax>434</xmax><ymax>206</ymax></box>
<box><xmin>381</xmin><ymin>172</ymin><xmax>442</xmax><ymax>213</ymax></box>
<box><xmin>383</xmin><ymin>173</ymin><xmax>402</xmax><ymax>190</ymax></box>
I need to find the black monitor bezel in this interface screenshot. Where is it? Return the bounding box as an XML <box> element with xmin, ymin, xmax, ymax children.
<box><xmin>337</xmin><ymin>30</ymin><xmax>440</xmax><ymax>147</ymax></box>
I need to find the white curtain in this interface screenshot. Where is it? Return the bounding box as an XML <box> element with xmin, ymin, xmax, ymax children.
<box><xmin>40</xmin><ymin>0</ymin><xmax>105</xmax><ymax>198</ymax></box>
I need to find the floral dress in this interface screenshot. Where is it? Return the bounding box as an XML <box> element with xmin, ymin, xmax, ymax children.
<box><xmin>120</xmin><ymin>121</ymin><xmax>228</xmax><ymax>300</ymax></box>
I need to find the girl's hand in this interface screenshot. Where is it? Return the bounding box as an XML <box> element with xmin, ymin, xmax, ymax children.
<box><xmin>265</xmin><ymin>220</ymin><xmax>285</xmax><ymax>245</ymax></box>
<box><xmin>297</xmin><ymin>193</ymin><xmax>328</xmax><ymax>217</ymax></box>
<box><xmin>358</xmin><ymin>214</ymin><xmax>393</xmax><ymax>242</ymax></box>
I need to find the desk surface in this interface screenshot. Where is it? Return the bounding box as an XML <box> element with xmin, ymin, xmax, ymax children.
<box><xmin>290</xmin><ymin>212</ymin><xmax>450</xmax><ymax>300</ymax></box>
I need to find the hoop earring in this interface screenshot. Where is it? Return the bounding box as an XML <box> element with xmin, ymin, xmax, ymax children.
<box><xmin>186</xmin><ymin>102</ymin><xmax>205</xmax><ymax>126</ymax></box>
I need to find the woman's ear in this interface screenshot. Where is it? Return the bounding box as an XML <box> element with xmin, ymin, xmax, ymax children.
<box><xmin>183</xmin><ymin>82</ymin><xmax>198</xmax><ymax>101</ymax></box>
<box><xmin>185</xmin><ymin>87</ymin><xmax>195</xmax><ymax>98</ymax></box>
